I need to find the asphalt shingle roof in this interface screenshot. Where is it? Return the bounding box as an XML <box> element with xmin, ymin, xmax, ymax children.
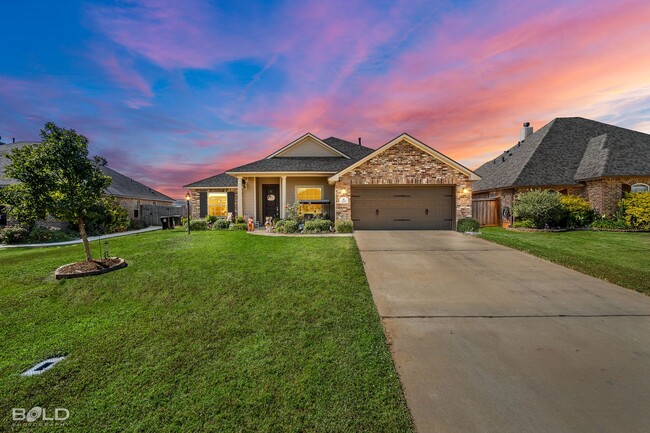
<box><xmin>183</xmin><ymin>172</ymin><xmax>238</xmax><ymax>188</ymax></box>
<box><xmin>0</xmin><ymin>141</ymin><xmax>173</xmax><ymax>202</ymax></box>
<box><xmin>225</xmin><ymin>136</ymin><xmax>374</xmax><ymax>174</ymax></box>
<box><xmin>473</xmin><ymin>117</ymin><xmax>650</xmax><ymax>192</ymax></box>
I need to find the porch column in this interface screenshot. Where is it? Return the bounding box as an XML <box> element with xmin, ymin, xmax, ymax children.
<box><xmin>237</xmin><ymin>177</ymin><xmax>243</xmax><ymax>217</ymax></box>
<box><xmin>253</xmin><ymin>177</ymin><xmax>257</xmax><ymax>222</ymax></box>
<box><xmin>280</xmin><ymin>175</ymin><xmax>287</xmax><ymax>219</ymax></box>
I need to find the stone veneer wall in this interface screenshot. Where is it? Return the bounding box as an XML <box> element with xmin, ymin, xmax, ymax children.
<box><xmin>334</xmin><ymin>140</ymin><xmax>474</xmax><ymax>224</ymax></box>
<box><xmin>189</xmin><ymin>188</ymin><xmax>237</xmax><ymax>219</ymax></box>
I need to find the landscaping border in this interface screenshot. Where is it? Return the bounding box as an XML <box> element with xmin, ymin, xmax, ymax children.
<box><xmin>55</xmin><ymin>258</ymin><xmax>127</xmax><ymax>280</ymax></box>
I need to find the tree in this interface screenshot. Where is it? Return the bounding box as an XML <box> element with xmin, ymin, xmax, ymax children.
<box><xmin>0</xmin><ymin>122</ymin><xmax>112</xmax><ymax>261</ymax></box>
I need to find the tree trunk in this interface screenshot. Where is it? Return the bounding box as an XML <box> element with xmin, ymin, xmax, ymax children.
<box><xmin>78</xmin><ymin>216</ymin><xmax>93</xmax><ymax>262</ymax></box>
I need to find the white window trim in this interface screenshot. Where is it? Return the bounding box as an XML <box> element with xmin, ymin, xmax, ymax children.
<box><xmin>631</xmin><ymin>183</ymin><xmax>649</xmax><ymax>193</ymax></box>
<box><xmin>208</xmin><ymin>192</ymin><xmax>228</xmax><ymax>217</ymax></box>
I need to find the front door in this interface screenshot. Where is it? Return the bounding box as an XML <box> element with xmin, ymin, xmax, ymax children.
<box><xmin>262</xmin><ymin>184</ymin><xmax>280</xmax><ymax>220</ymax></box>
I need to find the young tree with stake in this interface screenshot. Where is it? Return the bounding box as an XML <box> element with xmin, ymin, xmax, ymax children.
<box><xmin>0</xmin><ymin>122</ymin><xmax>112</xmax><ymax>261</ymax></box>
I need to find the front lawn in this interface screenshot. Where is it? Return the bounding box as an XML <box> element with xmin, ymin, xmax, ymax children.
<box><xmin>479</xmin><ymin>227</ymin><xmax>650</xmax><ymax>295</ymax></box>
<box><xmin>0</xmin><ymin>230</ymin><xmax>413</xmax><ymax>432</ymax></box>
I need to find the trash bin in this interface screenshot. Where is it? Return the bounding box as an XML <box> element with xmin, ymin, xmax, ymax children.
<box><xmin>160</xmin><ymin>216</ymin><xmax>169</xmax><ymax>230</ymax></box>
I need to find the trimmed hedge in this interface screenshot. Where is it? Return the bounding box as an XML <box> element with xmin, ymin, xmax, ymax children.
<box><xmin>185</xmin><ymin>220</ymin><xmax>209</xmax><ymax>231</ymax></box>
<box><xmin>230</xmin><ymin>223</ymin><xmax>248</xmax><ymax>231</ymax></box>
<box><xmin>213</xmin><ymin>219</ymin><xmax>230</xmax><ymax>230</ymax></box>
<box><xmin>304</xmin><ymin>219</ymin><xmax>332</xmax><ymax>233</ymax></box>
<box><xmin>559</xmin><ymin>195</ymin><xmax>594</xmax><ymax>228</ymax></box>
<box><xmin>335</xmin><ymin>220</ymin><xmax>354</xmax><ymax>233</ymax></box>
<box><xmin>279</xmin><ymin>220</ymin><xmax>299</xmax><ymax>234</ymax></box>
<box><xmin>0</xmin><ymin>226</ymin><xmax>29</xmax><ymax>244</ymax></box>
<box><xmin>456</xmin><ymin>217</ymin><xmax>479</xmax><ymax>232</ymax></box>
<box><xmin>513</xmin><ymin>190</ymin><xmax>566</xmax><ymax>228</ymax></box>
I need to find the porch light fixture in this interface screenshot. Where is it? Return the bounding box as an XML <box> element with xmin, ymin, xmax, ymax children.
<box><xmin>340</xmin><ymin>188</ymin><xmax>347</xmax><ymax>195</ymax></box>
<box><xmin>462</xmin><ymin>188</ymin><xmax>469</xmax><ymax>194</ymax></box>
<box><xmin>185</xmin><ymin>192</ymin><xmax>191</xmax><ymax>235</ymax></box>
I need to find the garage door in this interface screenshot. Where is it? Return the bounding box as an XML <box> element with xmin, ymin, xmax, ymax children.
<box><xmin>351</xmin><ymin>186</ymin><xmax>454</xmax><ymax>230</ymax></box>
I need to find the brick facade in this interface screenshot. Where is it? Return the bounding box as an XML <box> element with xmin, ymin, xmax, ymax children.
<box><xmin>334</xmin><ymin>140</ymin><xmax>474</xmax><ymax>225</ymax></box>
<box><xmin>474</xmin><ymin>177</ymin><xmax>650</xmax><ymax>226</ymax></box>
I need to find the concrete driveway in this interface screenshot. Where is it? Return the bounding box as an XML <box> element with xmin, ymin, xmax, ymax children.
<box><xmin>355</xmin><ymin>231</ymin><xmax>650</xmax><ymax>433</ymax></box>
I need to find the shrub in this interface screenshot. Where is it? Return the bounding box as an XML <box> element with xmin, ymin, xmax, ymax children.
<box><xmin>591</xmin><ymin>216</ymin><xmax>628</xmax><ymax>230</ymax></box>
<box><xmin>185</xmin><ymin>219</ymin><xmax>209</xmax><ymax>231</ymax></box>
<box><xmin>129</xmin><ymin>219</ymin><xmax>146</xmax><ymax>230</ymax></box>
<box><xmin>335</xmin><ymin>220</ymin><xmax>354</xmax><ymax>233</ymax></box>
<box><xmin>513</xmin><ymin>190</ymin><xmax>566</xmax><ymax>228</ymax></box>
<box><xmin>619</xmin><ymin>192</ymin><xmax>650</xmax><ymax>230</ymax></box>
<box><xmin>278</xmin><ymin>220</ymin><xmax>299</xmax><ymax>234</ymax></box>
<box><xmin>0</xmin><ymin>226</ymin><xmax>29</xmax><ymax>244</ymax></box>
<box><xmin>284</xmin><ymin>202</ymin><xmax>300</xmax><ymax>222</ymax></box>
<box><xmin>272</xmin><ymin>217</ymin><xmax>280</xmax><ymax>227</ymax></box>
<box><xmin>235</xmin><ymin>216</ymin><xmax>245</xmax><ymax>224</ymax></box>
<box><xmin>512</xmin><ymin>219</ymin><xmax>536</xmax><ymax>228</ymax></box>
<box><xmin>213</xmin><ymin>219</ymin><xmax>230</xmax><ymax>230</ymax></box>
<box><xmin>27</xmin><ymin>226</ymin><xmax>78</xmax><ymax>243</ymax></box>
<box><xmin>304</xmin><ymin>219</ymin><xmax>332</xmax><ymax>233</ymax></box>
<box><xmin>230</xmin><ymin>223</ymin><xmax>248</xmax><ymax>231</ymax></box>
<box><xmin>274</xmin><ymin>219</ymin><xmax>286</xmax><ymax>231</ymax></box>
<box><xmin>205</xmin><ymin>215</ymin><xmax>218</xmax><ymax>224</ymax></box>
<box><xmin>559</xmin><ymin>195</ymin><xmax>595</xmax><ymax>228</ymax></box>
<box><xmin>456</xmin><ymin>217</ymin><xmax>480</xmax><ymax>232</ymax></box>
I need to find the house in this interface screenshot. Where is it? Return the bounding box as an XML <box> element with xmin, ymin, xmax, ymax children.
<box><xmin>473</xmin><ymin>117</ymin><xmax>650</xmax><ymax>225</ymax></box>
<box><xmin>184</xmin><ymin>133</ymin><xmax>479</xmax><ymax>230</ymax></box>
<box><xmin>0</xmin><ymin>140</ymin><xmax>175</xmax><ymax>227</ymax></box>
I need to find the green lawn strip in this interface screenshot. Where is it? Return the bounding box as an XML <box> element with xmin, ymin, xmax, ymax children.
<box><xmin>479</xmin><ymin>227</ymin><xmax>650</xmax><ymax>294</ymax></box>
<box><xmin>0</xmin><ymin>230</ymin><xmax>413</xmax><ymax>432</ymax></box>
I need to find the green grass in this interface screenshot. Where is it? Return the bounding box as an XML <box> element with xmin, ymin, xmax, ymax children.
<box><xmin>479</xmin><ymin>227</ymin><xmax>650</xmax><ymax>295</ymax></box>
<box><xmin>0</xmin><ymin>230</ymin><xmax>413</xmax><ymax>432</ymax></box>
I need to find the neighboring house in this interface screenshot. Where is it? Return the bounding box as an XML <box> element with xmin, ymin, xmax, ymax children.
<box><xmin>473</xmin><ymin>117</ymin><xmax>650</xmax><ymax>225</ymax></box>
<box><xmin>184</xmin><ymin>133</ymin><xmax>479</xmax><ymax>230</ymax></box>
<box><xmin>0</xmin><ymin>140</ymin><xmax>175</xmax><ymax>227</ymax></box>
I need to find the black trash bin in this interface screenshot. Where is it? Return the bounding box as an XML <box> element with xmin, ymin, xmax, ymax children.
<box><xmin>160</xmin><ymin>216</ymin><xmax>170</xmax><ymax>230</ymax></box>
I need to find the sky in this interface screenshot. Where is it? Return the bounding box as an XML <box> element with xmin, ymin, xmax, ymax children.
<box><xmin>2</xmin><ymin>0</ymin><xmax>650</xmax><ymax>198</ymax></box>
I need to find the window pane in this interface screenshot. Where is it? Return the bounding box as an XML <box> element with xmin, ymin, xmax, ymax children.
<box><xmin>208</xmin><ymin>193</ymin><xmax>227</xmax><ymax>217</ymax></box>
<box><xmin>631</xmin><ymin>184</ymin><xmax>649</xmax><ymax>193</ymax></box>
<box><xmin>297</xmin><ymin>187</ymin><xmax>322</xmax><ymax>215</ymax></box>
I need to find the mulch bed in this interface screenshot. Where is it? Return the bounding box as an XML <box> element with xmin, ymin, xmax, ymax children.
<box><xmin>55</xmin><ymin>258</ymin><xmax>127</xmax><ymax>279</ymax></box>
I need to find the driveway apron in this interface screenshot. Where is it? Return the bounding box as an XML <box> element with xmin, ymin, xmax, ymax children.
<box><xmin>355</xmin><ymin>231</ymin><xmax>650</xmax><ymax>433</ymax></box>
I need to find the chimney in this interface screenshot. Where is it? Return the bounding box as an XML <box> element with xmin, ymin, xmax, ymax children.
<box><xmin>520</xmin><ymin>122</ymin><xmax>533</xmax><ymax>141</ymax></box>
<box><xmin>358</xmin><ymin>137</ymin><xmax>362</xmax><ymax>146</ymax></box>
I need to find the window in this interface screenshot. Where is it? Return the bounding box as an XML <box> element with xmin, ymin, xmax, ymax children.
<box><xmin>297</xmin><ymin>187</ymin><xmax>323</xmax><ymax>216</ymax></box>
<box><xmin>631</xmin><ymin>183</ymin><xmax>649</xmax><ymax>193</ymax></box>
<box><xmin>133</xmin><ymin>209</ymin><xmax>139</xmax><ymax>219</ymax></box>
<box><xmin>208</xmin><ymin>193</ymin><xmax>227</xmax><ymax>217</ymax></box>
<box><xmin>0</xmin><ymin>206</ymin><xmax>6</xmax><ymax>226</ymax></box>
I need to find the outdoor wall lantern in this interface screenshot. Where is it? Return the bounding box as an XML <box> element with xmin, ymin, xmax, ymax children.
<box><xmin>185</xmin><ymin>192</ymin><xmax>191</xmax><ymax>235</ymax></box>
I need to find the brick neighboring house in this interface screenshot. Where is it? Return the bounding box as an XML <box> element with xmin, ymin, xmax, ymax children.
<box><xmin>473</xmin><ymin>117</ymin><xmax>650</xmax><ymax>225</ymax></box>
<box><xmin>0</xmin><ymin>140</ymin><xmax>175</xmax><ymax>227</ymax></box>
<box><xmin>184</xmin><ymin>133</ymin><xmax>479</xmax><ymax>230</ymax></box>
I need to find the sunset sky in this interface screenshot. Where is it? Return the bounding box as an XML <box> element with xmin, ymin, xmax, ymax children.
<box><xmin>2</xmin><ymin>0</ymin><xmax>650</xmax><ymax>197</ymax></box>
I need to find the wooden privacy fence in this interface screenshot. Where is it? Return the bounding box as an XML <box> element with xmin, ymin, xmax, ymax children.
<box><xmin>472</xmin><ymin>198</ymin><xmax>499</xmax><ymax>227</ymax></box>
<box><xmin>139</xmin><ymin>204</ymin><xmax>177</xmax><ymax>226</ymax></box>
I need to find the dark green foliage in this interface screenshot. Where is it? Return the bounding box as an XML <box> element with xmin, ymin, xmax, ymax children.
<box><xmin>230</xmin><ymin>222</ymin><xmax>248</xmax><ymax>231</ymax></box>
<box><xmin>513</xmin><ymin>190</ymin><xmax>567</xmax><ymax>228</ymax></box>
<box><xmin>512</xmin><ymin>219</ymin><xmax>536</xmax><ymax>228</ymax></box>
<box><xmin>128</xmin><ymin>219</ymin><xmax>147</xmax><ymax>230</ymax></box>
<box><xmin>205</xmin><ymin>215</ymin><xmax>218</xmax><ymax>224</ymax></box>
<box><xmin>335</xmin><ymin>220</ymin><xmax>354</xmax><ymax>233</ymax></box>
<box><xmin>213</xmin><ymin>219</ymin><xmax>230</xmax><ymax>230</ymax></box>
<box><xmin>456</xmin><ymin>217</ymin><xmax>480</xmax><ymax>232</ymax></box>
<box><xmin>591</xmin><ymin>216</ymin><xmax>629</xmax><ymax>230</ymax></box>
<box><xmin>279</xmin><ymin>220</ymin><xmax>299</xmax><ymax>233</ymax></box>
<box><xmin>235</xmin><ymin>216</ymin><xmax>245</xmax><ymax>224</ymax></box>
<box><xmin>304</xmin><ymin>219</ymin><xmax>332</xmax><ymax>233</ymax></box>
<box><xmin>0</xmin><ymin>122</ymin><xmax>112</xmax><ymax>260</ymax></box>
<box><xmin>186</xmin><ymin>220</ymin><xmax>209</xmax><ymax>231</ymax></box>
<box><xmin>559</xmin><ymin>195</ymin><xmax>595</xmax><ymax>228</ymax></box>
<box><xmin>0</xmin><ymin>226</ymin><xmax>29</xmax><ymax>244</ymax></box>
<box><xmin>26</xmin><ymin>226</ymin><xmax>77</xmax><ymax>243</ymax></box>
<box><xmin>81</xmin><ymin>196</ymin><xmax>130</xmax><ymax>236</ymax></box>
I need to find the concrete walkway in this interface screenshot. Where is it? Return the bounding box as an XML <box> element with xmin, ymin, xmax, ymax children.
<box><xmin>355</xmin><ymin>231</ymin><xmax>650</xmax><ymax>433</ymax></box>
<box><xmin>0</xmin><ymin>226</ymin><xmax>162</xmax><ymax>248</ymax></box>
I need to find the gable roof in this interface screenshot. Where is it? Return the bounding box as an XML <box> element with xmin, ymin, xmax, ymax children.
<box><xmin>266</xmin><ymin>133</ymin><xmax>350</xmax><ymax>159</ymax></box>
<box><xmin>473</xmin><ymin>117</ymin><xmax>650</xmax><ymax>192</ymax></box>
<box><xmin>329</xmin><ymin>133</ymin><xmax>480</xmax><ymax>182</ymax></box>
<box><xmin>225</xmin><ymin>136</ymin><xmax>374</xmax><ymax>175</ymax></box>
<box><xmin>183</xmin><ymin>172</ymin><xmax>238</xmax><ymax>188</ymax></box>
<box><xmin>101</xmin><ymin>166</ymin><xmax>175</xmax><ymax>202</ymax></box>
